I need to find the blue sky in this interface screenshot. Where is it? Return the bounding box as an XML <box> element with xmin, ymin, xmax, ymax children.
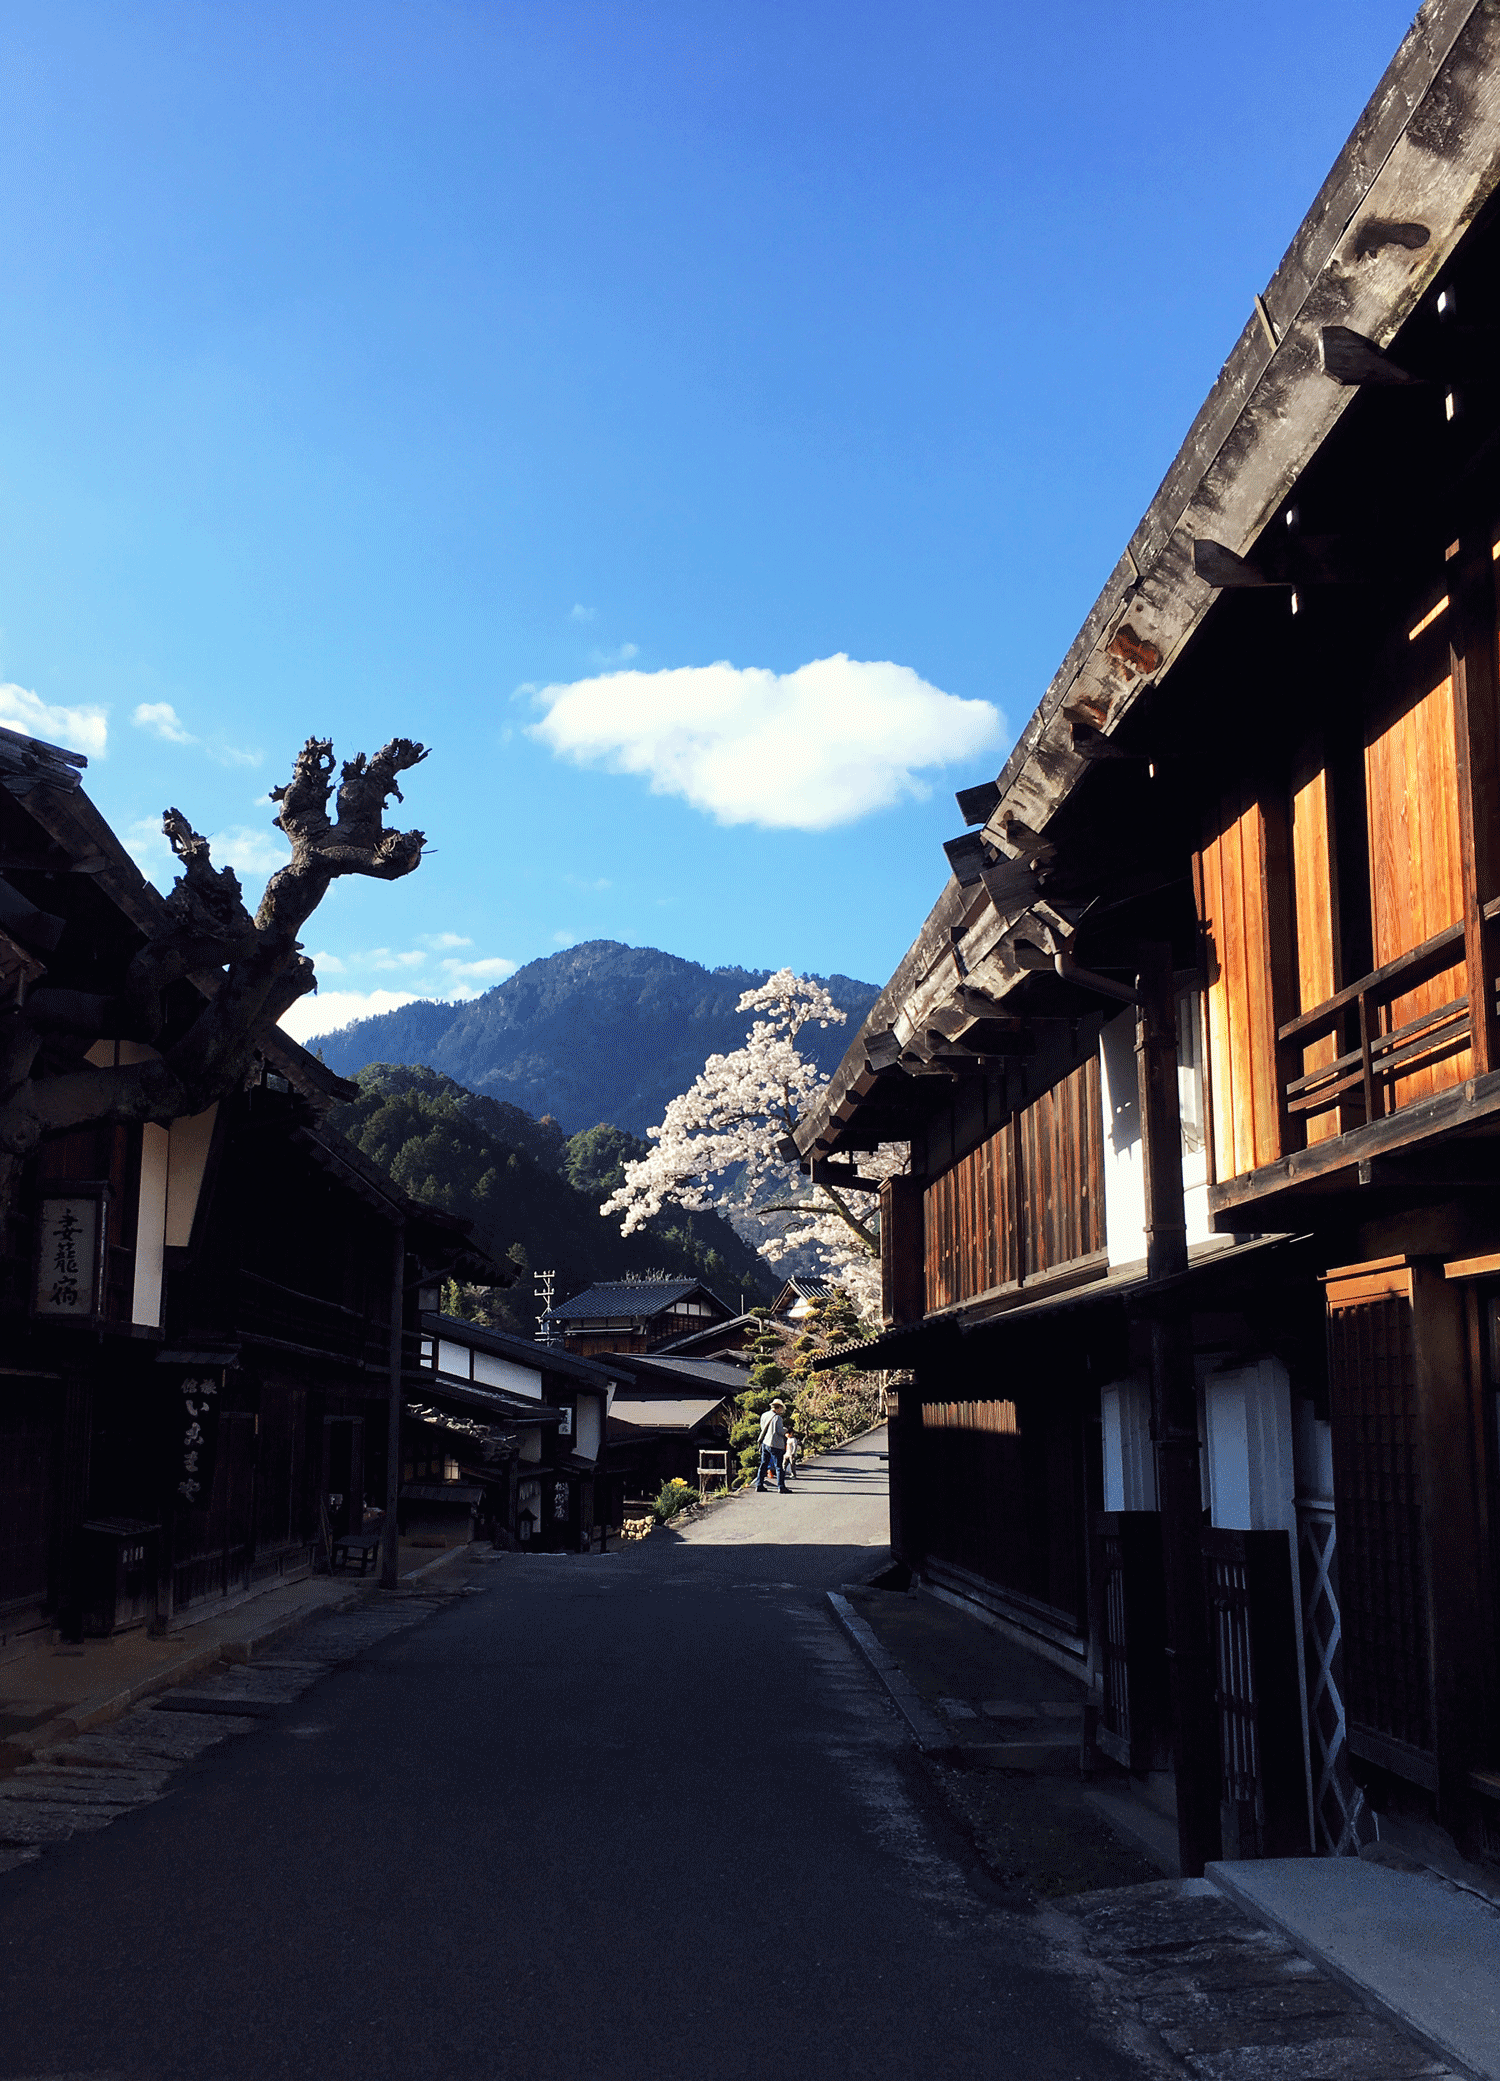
<box><xmin>0</xmin><ymin>0</ymin><xmax>1417</xmax><ymax>1038</ymax></box>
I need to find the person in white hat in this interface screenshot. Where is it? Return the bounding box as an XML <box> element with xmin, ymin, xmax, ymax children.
<box><xmin>755</xmin><ymin>1399</ymin><xmax>789</xmax><ymax>1492</ymax></box>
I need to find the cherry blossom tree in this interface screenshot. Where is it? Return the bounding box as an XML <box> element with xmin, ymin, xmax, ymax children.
<box><xmin>599</xmin><ymin>969</ymin><xmax>904</xmax><ymax>1317</ymax></box>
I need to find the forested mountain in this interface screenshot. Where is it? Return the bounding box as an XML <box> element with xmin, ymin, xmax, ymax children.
<box><xmin>314</xmin><ymin>941</ymin><xmax>880</xmax><ymax>1135</ymax></box>
<box><xmin>328</xmin><ymin>1064</ymin><xmax>774</xmax><ymax>1332</ymax></box>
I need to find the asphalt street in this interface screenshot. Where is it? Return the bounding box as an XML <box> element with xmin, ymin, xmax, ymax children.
<box><xmin>0</xmin><ymin>1431</ymin><xmax>1145</xmax><ymax>2081</ymax></box>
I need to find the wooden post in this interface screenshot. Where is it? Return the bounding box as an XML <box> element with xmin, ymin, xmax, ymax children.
<box><xmin>879</xmin><ymin>1175</ymin><xmax>925</xmax><ymax>1325</ymax></box>
<box><xmin>1136</xmin><ymin>942</ymin><xmax>1220</xmax><ymax>1878</ymax></box>
<box><xmin>1449</xmin><ymin>541</ymin><xmax>1500</xmax><ymax>1078</ymax></box>
<box><xmin>380</xmin><ymin>1218</ymin><xmax>405</xmax><ymax>1591</ymax></box>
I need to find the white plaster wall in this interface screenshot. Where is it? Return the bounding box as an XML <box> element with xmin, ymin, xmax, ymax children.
<box><xmin>1099</xmin><ymin>1002</ymin><xmax>1212</xmax><ymax>1269</ymax></box>
<box><xmin>437</xmin><ymin>1339</ymin><xmax>473</xmax><ymax>1380</ymax></box>
<box><xmin>473</xmin><ymin>1350</ymin><xmax>543</xmax><ymax>1399</ymax></box>
<box><xmin>131</xmin><ymin>1122</ymin><xmax>169</xmax><ymax>1328</ymax></box>
<box><xmin>1100</xmin><ymin>1376</ymin><xmax>1158</xmax><ymax>1512</ymax></box>
<box><xmin>575</xmin><ymin>1394</ymin><xmax>602</xmax><ymax>1461</ymax></box>
<box><xmin>1203</xmin><ymin>1358</ymin><xmax>1296</xmax><ymax>1534</ymax></box>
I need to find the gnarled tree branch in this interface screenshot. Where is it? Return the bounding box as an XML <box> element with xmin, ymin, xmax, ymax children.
<box><xmin>0</xmin><ymin>735</ymin><xmax>430</xmax><ymax>1207</ymax></box>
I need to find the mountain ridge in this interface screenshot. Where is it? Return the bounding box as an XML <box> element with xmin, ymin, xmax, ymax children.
<box><xmin>312</xmin><ymin>940</ymin><xmax>879</xmax><ymax>1136</ymax></box>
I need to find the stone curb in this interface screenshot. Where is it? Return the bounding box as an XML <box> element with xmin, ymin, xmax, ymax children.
<box><xmin>11</xmin><ymin>1585</ymin><xmax>371</xmax><ymax>1765</ymax></box>
<box><xmin>1205</xmin><ymin>1861</ymin><xmax>1490</xmax><ymax>2081</ymax></box>
<box><xmin>826</xmin><ymin>1590</ymin><xmax>949</xmax><ymax>1750</ymax></box>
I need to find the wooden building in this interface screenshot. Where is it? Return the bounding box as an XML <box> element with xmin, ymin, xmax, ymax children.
<box><xmin>549</xmin><ymin>1277</ymin><xmax>733</xmax><ymax>1357</ymax></box>
<box><xmin>410</xmin><ymin>1313</ymin><xmax>618</xmax><ymax>1550</ymax></box>
<box><xmin>796</xmin><ymin>5</ymin><xmax>1500</xmax><ymax>1880</ymax></box>
<box><xmin>601</xmin><ymin>1353</ymin><xmax>742</xmax><ymax>1502</ymax></box>
<box><xmin>0</xmin><ymin>723</ymin><xmax>506</xmax><ymax>1642</ymax></box>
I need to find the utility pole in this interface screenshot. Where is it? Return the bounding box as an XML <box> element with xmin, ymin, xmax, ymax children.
<box><xmin>534</xmin><ymin>1268</ymin><xmax>557</xmax><ymax>1345</ymax></box>
<box><xmin>1136</xmin><ymin>942</ymin><xmax>1219</xmax><ymax>1878</ymax></box>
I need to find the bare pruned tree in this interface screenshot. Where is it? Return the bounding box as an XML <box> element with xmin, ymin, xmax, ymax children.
<box><xmin>0</xmin><ymin>735</ymin><xmax>429</xmax><ymax>1207</ymax></box>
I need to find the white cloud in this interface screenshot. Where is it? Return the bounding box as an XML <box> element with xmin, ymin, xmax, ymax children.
<box><xmin>209</xmin><ymin>825</ymin><xmax>292</xmax><ymax>877</ymax></box>
<box><xmin>528</xmin><ymin>653</ymin><xmax>1002</xmax><ymax>831</ymax></box>
<box><xmin>569</xmin><ymin>603</ymin><xmax>596</xmax><ymax>622</ymax></box>
<box><xmin>0</xmin><ymin>681</ymin><xmax>108</xmax><ymax>759</ymax></box>
<box><xmin>588</xmin><ymin>641</ymin><xmax>638</xmax><ymax>666</ymax></box>
<box><xmin>279</xmin><ymin>989</ymin><xmax>425</xmax><ymax>1043</ymax></box>
<box><xmin>441</xmin><ymin>955</ymin><xmax>518</xmax><ymax>984</ymax></box>
<box><xmin>132</xmin><ymin>700</ymin><xmax>194</xmax><ymax>745</ymax></box>
<box><xmin>306</xmin><ymin>949</ymin><xmax>346</xmax><ymax>975</ymax></box>
<box><xmin>428</xmin><ymin>931</ymin><xmax>473</xmax><ymax>950</ymax></box>
<box><xmin>131</xmin><ymin>699</ymin><xmax>260</xmax><ymax>768</ymax></box>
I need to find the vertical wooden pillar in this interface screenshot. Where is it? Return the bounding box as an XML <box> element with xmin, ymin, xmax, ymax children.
<box><xmin>1449</xmin><ymin>542</ymin><xmax>1500</xmax><ymax>1078</ymax></box>
<box><xmin>880</xmin><ymin>1174</ymin><xmax>926</xmax><ymax>1326</ymax></box>
<box><xmin>381</xmin><ymin>1219</ymin><xmax>405</xmax><ymax>1591</ymax></box>
<box><xmin>1137</xmin><ymin>942</ymin><xmax>1219</xmax><ymax>1877</ymax></box>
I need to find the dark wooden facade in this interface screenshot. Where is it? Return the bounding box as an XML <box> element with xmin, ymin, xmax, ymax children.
<box><xmin>798</xmin><ymin>11</ymin><xmax>1500</xmax><ymax>1878</ymax></box>
<box><xmin>0</xmin><ymin>729</ymin><xmax>502</xmax><ymax>1642</ymax></box>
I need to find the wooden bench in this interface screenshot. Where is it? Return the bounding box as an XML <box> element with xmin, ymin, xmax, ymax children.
<box><xmin>332</xmin><ymin>1527</ymin><xmax>384</xmax><ymax>1575</ymax></box>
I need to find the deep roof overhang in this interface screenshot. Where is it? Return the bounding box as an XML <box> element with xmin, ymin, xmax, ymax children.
<box><xmin>797</xmin><ymin>0</ymin><xmax>1500</xmax><ymax>1161</ymax></box>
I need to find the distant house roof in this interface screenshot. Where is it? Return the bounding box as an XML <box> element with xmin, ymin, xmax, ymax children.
<box><xmin>607</xmin><ymin>1395</ymin><xmax>732</xmax><ymax>1439</ymax></box>
<box><xmin>615</xmin><ymin>1354</ymin><xmax>751</xmax><ymax>1396</ymax></box>
<box><xmin>421</xmin><ymin>1312</ymin><xmax>620</xmax><ymax>1389</ymax></box>
<box><xmin>550</xmin><ymin>1278</ymin><xmax>730</xmax><ymax>1324</ymax></box>
<box><xmin>770</xmin><ymin>1277</ymin><xmax>834</xmax><ymax>1312</ymax></box>
<box><xmin>656</xmin><ymin>1312</ymin><xmax>758</xmax><ymax>1358</ymax></box>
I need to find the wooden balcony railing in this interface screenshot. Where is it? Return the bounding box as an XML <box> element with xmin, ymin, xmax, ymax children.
<box><xmin>1276</xmin><ymin>896</ymin><xmax>1500</xmax><ymax>1131</ymax></box>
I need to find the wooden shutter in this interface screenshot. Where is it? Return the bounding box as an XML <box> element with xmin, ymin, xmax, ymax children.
<box><xmin>1196</xmin><ymin>791</ymin><xmax>1286</xmax><ymax>1180</ymax></box>
<box><xmin>1291</xmin><ymin>759</ymin><xmax>1343</xmax><ymax>1144</ymax></box>
<box><xmin>1364</xmin><ymin>669</ymin><xmax>1468</xmax><ymax>1105</ymax></box>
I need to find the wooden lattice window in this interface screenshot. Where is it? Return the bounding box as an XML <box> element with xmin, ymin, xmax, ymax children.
<box><xmin>1325</xmin><ymin>1278</ymin><xmax>1434</xmax><ymax>1774</ymax></box>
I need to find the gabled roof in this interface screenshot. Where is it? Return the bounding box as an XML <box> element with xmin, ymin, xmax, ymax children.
<box><xmin>771</xmin><ymin>1277</ymin><xmax>833</xmax><ymax>1309</ymax></box>
<box><xmin>606</xmin><ymin>1394</ymin><xmax>733</xmax><ymax>1438</ymax></box>
<box><xmin>611</xmin><ymin>1353</ymin><xmax>751</xmax><ymax>1395</ymax></box>
<box><xmin>550</xmin><ymin>1278</ymin><xmax>729</xmax><ymax>1323</ymax></box>
<box><xmin>654</xmin><ymin>1311</ymin><xmax>758</xmax><ymax>1356</ymax></box>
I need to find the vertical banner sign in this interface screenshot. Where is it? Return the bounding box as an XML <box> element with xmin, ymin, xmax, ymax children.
<box><xmin>34</xmin><ymin>1194</ymin><xmax>105</xmax><ymax>1319</ymax></box>
<box><xmin>176</xmin><ymin>1376</ymin><xmax>221</xmax><ymax>1507</ymax></box>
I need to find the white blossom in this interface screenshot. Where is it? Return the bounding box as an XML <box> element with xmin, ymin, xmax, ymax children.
<box><xmin>601</xmin><ymin>969</ymin><xmax>906</xmax><ymax>1318</ymax></box>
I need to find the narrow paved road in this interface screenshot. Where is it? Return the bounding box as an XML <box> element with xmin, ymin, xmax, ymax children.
<box><xmin>0</xmin><ymin>1431</ymin><xmax>1143</xmax><ymax>2081</ymax></box>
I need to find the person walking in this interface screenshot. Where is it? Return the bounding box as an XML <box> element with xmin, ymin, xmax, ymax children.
<box><xmin>783</xmin><ymin>1426</ymin><xmax>800</xmax><ymax>1481</ymax></box>
<box><xmin>755</xmin><ymin>1399</ymin><xmax>789</xmax><ymax>1492</ymax></box>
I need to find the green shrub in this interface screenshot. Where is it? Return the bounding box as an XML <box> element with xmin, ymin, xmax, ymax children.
<box><xmin>652</xmin><ymin>1478</ymin><xmax>701</xmax><ymax>1523</ymax></box>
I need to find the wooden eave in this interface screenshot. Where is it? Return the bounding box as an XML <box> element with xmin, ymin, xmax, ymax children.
<box><xmin>797</xmin><ymin>0</ymin><xmax>1500</xmax><ymax>1162</ymax></box>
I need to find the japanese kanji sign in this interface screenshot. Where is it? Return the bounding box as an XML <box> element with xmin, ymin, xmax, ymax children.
<box><xmin>175</xmin><ymin>1375</ymin><xmax>220</xmax><ymax>1507</ymax></box>
<box><xmin>33</xmin><ymin>1195</ymin><xmax>104</xmax><ymax>1319</ymax></box>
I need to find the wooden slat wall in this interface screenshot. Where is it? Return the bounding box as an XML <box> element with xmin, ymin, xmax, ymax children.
<box><xmin>1364</xmin><ymin>665</ymin><xmax>1469</xmax><ymax>1105</ymax></box>
<box><xmin>1291</xmin><ymin>759</ymin><xmax>1343</xmax><ymax>1145</ymax></box>
<box><xmin>922</xmin><ymin>1057</ymin><xmax>1102</xmax><ymax>1312</ymax></box>
<box><xmin>1196</xmin><ymin>791</ymin><xmax>1282</xmax><ymax>1181</ymax></box>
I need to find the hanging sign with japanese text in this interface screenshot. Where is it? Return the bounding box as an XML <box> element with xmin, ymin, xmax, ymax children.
<box><xmin>33</xmin><ymin>1192</ymin><xmax>106</xmax><ymax>1320</ymax></box>
<box><xmin>175</xmin><ymin>1376</ymin><xmax>221</xmax><ymax>1508</ymax></box>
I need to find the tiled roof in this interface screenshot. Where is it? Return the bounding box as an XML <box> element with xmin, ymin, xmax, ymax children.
<box><xmin>550</xmin><ymin>1279</ymin><xmax>723</xmax><ymax>1321</ymax></box>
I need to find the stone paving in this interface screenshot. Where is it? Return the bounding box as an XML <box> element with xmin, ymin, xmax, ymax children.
<box><xmin>0</xmin><ymin>1590</ymin><xmax>466</xmax><ymax>1876</ymax></box>
<box><xmin>1043</xmin><ymin>1879</ymin><xmax>1458</xmax><ymax>2079</ymax></box>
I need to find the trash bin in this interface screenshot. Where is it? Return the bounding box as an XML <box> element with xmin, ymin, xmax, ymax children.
<box><xmin>79</xmin><ymin>1519</ymin><xmax>159</xmax><ymax>1636</ymax></box>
